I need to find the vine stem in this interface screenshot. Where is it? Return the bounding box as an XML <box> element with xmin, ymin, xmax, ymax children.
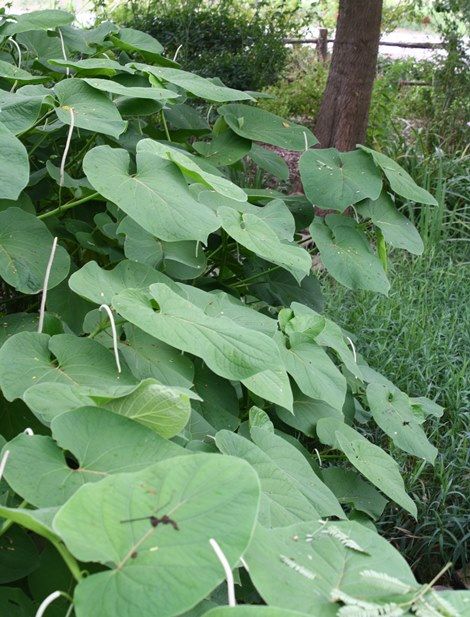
<box><xmin>35</xmin><ymin>590</ymin><xmax>73</xmax><ymax>617</ymax></box>
<box><xmin>99</xmin><ymin>304</ymin><xmax>121</xmax><ymax>373</ymax></box>
<box><xmin>88</xmin><ymin>317</ymin><xmax>127</xmax><ymax>339</ymax></box>
<box><xmin>0</xmin><ymin>500</ymin><xmax>27</xmax><ymax>538</ymax></box>
<box><xmin>38</xmin><ymin>237</ymin><xmax>58</xmax><ymax>333</ymax></box>
<box><xmin>210</xmin><ymin>538</ymin><xmax>236</xmax><ymax>607</ymax></box>
<box><xmin>232</xmin><ymin>264</ymin><xmax>282</xmax><ymax>288</ymax></box>
<box><xmin>38</xmin><ymin>192</ymin><xmax>100</xmax><ymax>220</ymax></box>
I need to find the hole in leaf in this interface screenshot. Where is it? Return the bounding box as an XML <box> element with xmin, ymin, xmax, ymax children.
<box><xmin>64</xmin><ymin>451</ymin><xmax>80</xmax><ymax>470</ymax></box>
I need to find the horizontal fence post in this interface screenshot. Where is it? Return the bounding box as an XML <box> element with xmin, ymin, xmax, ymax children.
<box><xmin>284</xmin><ymin>37</ymin><xmax>443</xmax><ymax>50</ymax></box>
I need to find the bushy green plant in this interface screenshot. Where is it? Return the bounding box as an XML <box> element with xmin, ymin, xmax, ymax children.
<box><xmin>0</xmin><ymin>8</ymin><xmax>468</xmax><ymax>617</ymax></box>
<box><xmin>110</xmin><ymin>0</ymin><xmax>306</xmax><ymax>91</ymax></box>
<box><xmin>260</xmin><ymin>47</ymin><xmax>328</xmax><ymax>122</ymax></box>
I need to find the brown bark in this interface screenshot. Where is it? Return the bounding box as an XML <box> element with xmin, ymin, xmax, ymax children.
<box><xmin>314</xmin><ymin>0</ymin><xmax>383</xmax><ymax>151</ymax></box>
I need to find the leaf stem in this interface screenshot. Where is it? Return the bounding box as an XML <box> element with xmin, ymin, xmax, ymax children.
<box><xmin>38</xmin><ymin>192</ymin><xmax>100</xmax><ymax>220</ymax></box>
<box><xmin>0</xmin><ymin>500</ymin><xmax>27</xmax><ymax>538</ymax></box>
<box><xmin>50</xmin><ymin>538</ymin><xmax>83</xmax><ymax>582</ymax></box>
<box><xmin>88</xmin><ymin>317</ymin><xmax>127</xmax><ymax>339</ymax></box>
<box><xmin>232</xmin><ymin>264</ymin><xmax>282</xmax><ymax>288</ymax></box>
<box><xmin>161</xmin><ymin>109</ymin><xmax>172</xmax><ymax>142</ymax></box>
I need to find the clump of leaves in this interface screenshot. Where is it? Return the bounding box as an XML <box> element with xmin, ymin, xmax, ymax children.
<box><xmin>0</xmin><ymin>8</ymin><xmax>467</xmax><ymax>617</ymax></box>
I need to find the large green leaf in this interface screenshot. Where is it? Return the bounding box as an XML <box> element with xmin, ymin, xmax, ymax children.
<box><xmin>245</xmin><ymin>520</ymin><xmax>416</xmax><ymax>614</ymax></box>
<box><xmin>316</xmin><ymin>418</ymin><xmax>417</xmax><ymax>516</ymax></box>
<box><xmin>218</xmin><ymin>206</ymin><xmax>311</xmax><ymax>282</ymax></box>
<box><xmin>54</xmin><ymin>78</ymin><xmax>127</xmax><ymax>138</ymax></box>
<box><xmin>359</xmin><ymin>146</ymin><xmax>438</xmax><ymax>205</ymax></box>
<box><xmin>309</xmin><ymin>215</ymin><xmax>390</xmax><ymax>294</ymax></box>
<box><xmin>0</xmin><ymin>59</ymin><xmax>48</xmax><ymax>83</ymax></box>
<box><xmin>215</xmin><ymin>429</ymin><xmax>341</xmax><ymax>527</ymax></box>
<box><xmin>0</xmin><ymin>125</ymin><xmax>29</xmax><ymax>200</ymax></box>
<box><xmin>321</xmin><ymin>467</ymin><xmax>388</xmax><ymax>520</ymax></box>
<box><xmin>112</xmin><ymin>284</ymin><xmax>284</xmax><ymax>381</ymax></box>
<box><xmin>358</xmin><ymin>191</ymin><xmax>424</xmax><ymax>255</ymax></box>
<box><xmin>284</xmin><ymin>302</ymin><xmax>361</xmax><ymax>379</ymax></box>
<box><xmin>0</xmin><ymin>332</ymin><xmax>135</xmax><ymax>401</ymax></box>
<box><xmin>53</xmin><ymin>454</ymin><xmax>260</xmax><ymax>617</ymax></box>
<box><xmin>49</xmin><ymin>58</ymin><xmax>135</xmax><ymax>77</ymax></box>
<box><xmin>84</xmin><ymin>77</ymin><xmax>179</xmax><ymax>100</ymax></box>
<box><xmin>193</xmin><ymin>129</ymin><xmax>251</xmax><ymax>166</ymax></box>
<box><xmin>275</xmin><ymin>386</ymin><xmax>343</xmax><ymax>436</ymax></box>
<box><xmin>0</xmin><ymin>89</ymin><xmax>51</xmax><ymax>134</ymax></box>
<box><xmin>219</xmin><ymin>104</ymin><xmax>317</xmax><ymax>151</ymax></box>
<box><xmin>0</xmin><ymin>9</ymin><xmax>73</xmax><ymax>37</ymax></box>
<box><xmin>138</xmin><ymin>139</ymin><xmax>247</xmax><ymax>202</ymax></box>
<box><xmin>0</xmin><ymin>208</ymin><xmax>69</xmax><ymax>294</ymax></box>
<box><xmin>241</xmin><ymin>367</ymin><xmax>293</xmax><ymax>411</ymax></box>
<box><xmin>193</xmin><ymin>364</ymin><xmax>240</xmax><ymax>432</ymax></box>
<box><xmin>69</xmin><ymin>259</ymin><xmax>171</xmax><ymax>305</ymax></box>
<box><xmin>278</xmin><ymin>335</ymin><xmax>347</xmax><ymax>412</ymax></box>
<box><xmin>250</xmin><ymin>144</ymin><xmax>290</xmax><ymax>181</ymax></box>
<box><xmin>0</xmin><ymin>586</ymin><xmax>34</xmax><ymax>617</ymax></box>
<box><xmin>366</xmin><ymin>383</ymin><xmax>437</xmax><ymax>463</ymax></box>
<box><xmin>206</xmin><ymin>609</ymin><xmax>312</xmax><ymax>617</ymax></box>
<box><xmin>1</xmin><ymin>407</ymin><xmax>185</xmax><ymax>507</ymax></box>
<box><xmin>83</xmin><ymin>145</ymin><xmax>219</xmax><ymax>242</ymax></box>
<box><xmin>111</xmin><ymin>27</ymin><xmax>164</xmax><ymax>57</ymax></box>
<box><xmin>0</xmin><ymin>527</ymin><xmax>39</xmax><ymax>584</ymax></box>
<box><xmin>300</xmin><ymin>148</ymin><xmax>382</xmax><ymax>211</ymax></box>
<box><xmin>101</xmin><ymin>378</ymin><xmax>193</xmax><ymax>437</ymax></box>
<box><xmin>120</xmin><ymin>324</ymin><xmax>194</xmax><ymax>388</ymax></box>
<box><xmin>131</xmin><ymin>64</ymin><xmax>254</xmax><ymax>102</ymax></box>
<box><xmin>248</xmin><ymin>264</ymin><xmax>324</xmax><ymax>313</ymax></box>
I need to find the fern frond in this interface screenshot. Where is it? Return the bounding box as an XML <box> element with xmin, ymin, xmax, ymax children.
<box><xmin>280</xmin><ymin>555</ymin><xmax>316</xmax><ymax>580</ymax></box>
<box><xmin>360</xmin><ymin>570</ymin><xmax>413</xmax><ymax>593</ymax></box>
<box><xmin>331</xmin><ymin>589</ymin><xmax>379</xmax><ymax>608</ymax></box>
<box><xmin>430</xmin><ymin>593</ymin><xmax>460</xmax><ymax>617</ymax></box>
<box><xmin>413</xmin><ymin>599</ymin><xmax>445</xmax><ymax>617</ymax></box>
<box><xmin>339</xmin><ymin>604</ymin><xmax>404</xmax><ymax>617</ymax></box>
<box><xmin>321</xmin><ymin>525</ymin><xmax>368</xmax><ymax>553</ymax></box>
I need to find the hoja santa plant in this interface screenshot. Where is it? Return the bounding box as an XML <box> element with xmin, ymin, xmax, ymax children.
<box><xmin>0</xmin><ymin>7</ymin><xmax>467</xmax><ymax>617</ymax></box>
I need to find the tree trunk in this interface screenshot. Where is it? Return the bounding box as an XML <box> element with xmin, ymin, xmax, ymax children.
<box><xmin>314</xmin><ymin>0</ymin><xmax>383</xmax><ymax>151</ymax></box>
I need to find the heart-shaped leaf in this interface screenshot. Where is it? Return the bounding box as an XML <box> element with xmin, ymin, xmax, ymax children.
<box><xmin>2</xmin><ymin>406</ymin><xmax>186</xmax><ymax>506</ymax></box>
<box><xmin>112</xmin><ymin>284</ymin><xmax>284</xmax><ymax>381</ymax></box>
<box><xmin>83</xmin><ymin>145</ymin><xmax>219</xmax><ymax>242</ymax></box>
<box><xmin>0</xmin><ymin>332</ymin><xmax>135</xmax><ymax>401</ymax></box>
<box><xmin>132</xmin><ymin>64</ymin><xmax>254</xmax><ymax>102</ymax></box>
<box><xmin>316</xmin><ymin>418</ymin><xmax>417</xmax><ymax>517</ymax></box>
<box><xmin>215</xmin><ymin>429</ymin><xmax>340</xmax><ymax>527</ymax></box>
<box><xmin>53</xmin><ymin>453</ymin><xmax>260</xmax><ymax>617</ymax></box>
<box><xmin>358</xmin><ymin>191</ymin><xmax>424</xmax><ymax>255</ymax></box>
<box><xmin>54</xmin><ymin>78</ymin><xmax>127</xmax><ymax>138</ymax></box>
<box><xmin>300</xmin><ymin>148</ymin><xmax>382</xmax><ymax>211</ymax></box>
<box><xmin>0</xmin><ymin>208</ymin><xmax>69</xmax><ymax>294</ymax></box>
<box><xmin>309</xmin><ymin>215</ymin><xmax>390</xmax><ymax>295</ymax></box>
<box><xmin>366</xmin><ymin>383</ymin><xmax>437</xmax><ymax>463</ymax></box>
<box><xmin>278</xmin><ymin>335</ymin><xmax>346</xmax><ymax>412</ymax></box>
<box><xmin>69</xmin><ymin>259</ymin><xmax>172</xmax><ymax>305</ymax></box>
<box><xmin>245</xmin><ymin>520</ymin><xmax>416</xmax><ymax>614</ymax></box>
<box><xmin>0</xmin><ymin>126</ymin><xmax>29</xmax><ymax>201</ymax></box>
<box><xmin>219</xmin><ymin>104</ymin><xmax>317</xmax><ymax>151</ymax></box>
<box><xmin>359</xmin><ymin>146</ymin><xmax>437</xmax><ymax>205</ymax></box>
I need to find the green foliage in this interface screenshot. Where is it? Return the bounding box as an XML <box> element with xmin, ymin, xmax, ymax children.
<box><xmin>111</xmin><ymin>0</ymin><xmax>306</xmax><ymax>91</ymax></box>
<box><xmin>0</xmin><ymin>8</ymin><xmax>466</xmax><ymax>616</ymax></box>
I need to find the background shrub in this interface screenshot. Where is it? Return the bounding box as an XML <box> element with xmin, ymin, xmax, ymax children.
<box><xmin>112</xmin><ymin>0</ymin><xmax>308</xmax><ymax>90</ymax></box>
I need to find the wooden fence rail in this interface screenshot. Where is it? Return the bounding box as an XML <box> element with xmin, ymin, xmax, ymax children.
<box><xmin>284</xmin><ymin>29</ymin><xmax>443</xmax><ymax>62</ymax></box>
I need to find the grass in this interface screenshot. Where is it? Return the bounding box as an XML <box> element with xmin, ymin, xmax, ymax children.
<box><xmin>322</xmin><ymin>244</ymin><xmax>470</xmax><ymax>583</ymax></box>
